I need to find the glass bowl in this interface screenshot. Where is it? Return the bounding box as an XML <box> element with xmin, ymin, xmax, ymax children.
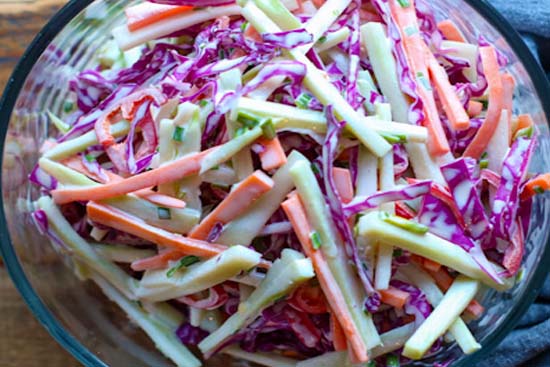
<box><xmin>1</xmin><ymin>0</ymin><xmax>549</xmax><ymax>366</ymax></box>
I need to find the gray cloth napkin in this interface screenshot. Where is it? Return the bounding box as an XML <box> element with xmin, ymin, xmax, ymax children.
<box><xmin>477</xmin><ymin>1</ymin><xmax>550</xmax><ymax>367</ymax></box>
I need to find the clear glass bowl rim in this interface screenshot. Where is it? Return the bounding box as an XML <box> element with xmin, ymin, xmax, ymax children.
<box><xmin>0</xmin><ymin>1</ymin><xmax>549</xmax><ymax>366</ymax></box>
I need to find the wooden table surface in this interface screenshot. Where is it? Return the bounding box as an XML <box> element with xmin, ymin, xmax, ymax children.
<box><xmin>0</xmin><ymin>1</ymin><xmax>80</xmax><ymax>366</ymax></box>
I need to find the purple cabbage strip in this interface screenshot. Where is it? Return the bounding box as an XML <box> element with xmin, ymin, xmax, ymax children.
<box><xmin>441</xmin><ymin>158</ymin><xmax>492</xmax><ymax>241</ymax></box>
<box><xmin>240</xmin><ymin>60</ymin><xmax>307</xmax><ymax>97</ymax></box>
<box><xmin>391</xmin><ymin>280</ymin><xmax>432</xmax><ymax>324</ymax></box>
<box><xmin>29</xmin><ymin>165</ymin><xmax>58</xmax><ymax>191</ymax></box>
<box><xmin>176</xmin><ymin>323</ymin><xmax>209</xmax><ymax>346</ymax></box>
<box><xmin>262</xmin><ymin>29</ymin><xmax>313</xmax><ymax>49</ymax></box>
<box><xmin>323</xmin><ymin>106</ymin><xmax>377</xmax><ymax>302</ymax></box>
<box><xmin>69</xmin><ymin>70</ymin><xmax>115</xmax><ymax>114</ymax></box>
<box><xmin>418</xmin><ymin>193</ymin><xmax>503</xmax><ymax>284</ymax></box>
<box><xmin>343</xmin><ymin>181</ymin><xmax>432</xmax><ymax>216</ymax></box>
<box><xmin>31</xmin><ymin>210</ymin><xmax>70</xmax><ymax>253</ymax></box>
<box><xmin>345</xmin><ymin>1</ymin><xmax>362</xmax><ymax>109</ymax></box>
<box><xmin>490</xmin><ymin>136</ymin><xmax>536</xmax><ymax>242</ymax></box>
<box><xmin>393</xmin><ymin>144</ymin><xmax>409</xmax><ymax>178</ymax></box>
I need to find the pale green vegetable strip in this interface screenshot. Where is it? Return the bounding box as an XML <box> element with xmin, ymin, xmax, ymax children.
<box><xmin>223</xmin><ymin>346</ymin><xmax>297</xmax><ymax>367</ymax></box>
<box><xmin>141</xmin><ymin>301</ymin><xmax>185</xmax><ymax>330</ymax></box>
<box><xmin>297</xmin><ymin>323</ymin><xmax>416</xmax><ymax>367</ymax></box>
<box><xmin>398</xmin><ymin>264</ymin><xmax>481</xmax><ymax>355</ymax></box>
<box><xmin>357</xmin><ymin>70</ymin><xmax>379</xmax><ymax>115</ymax></box>
<box><xmin>189</xmin><ymin>307</ymin><xmax>205</xmax><ymax>328</ymax></box>
<box><xmin>37</xmin><ymin>196</ymin><xmax>138</xmax><ymax>299</ymax></box>
<box><xmin>216</xmin><ymin>151</ymin><xmax>302</xmax><ymax>246</ymax></box>
<box><xmin>199</xmin><ymin>309</ymin><xmax>223</xmax><ymax>333</ymax></box>
<box><xmin>201</xmin><ymin>165</ymin><xmax>238</xmax><ymax>186</ymax></box>
<box><xmin>220</xmin><ymin>69</ymin><xmax>254</xmax><ymax>181</ymax></box>
<box><xmin>251</xmin><ymin>0</ymin><xmax>302</xmax><ymax>30</ymax></box>
<box><xmin>358</xmin><ymin>211</ymin><xmax>508</xmax><ymax>291</ymax></box>
<box><xmin>235</xmin><ymin>98</ymin><xmax>427</xmax><ymax>142</ymax></box>
<box><xmin>375</xmin><ymin>103</ymin><xmax>395</xmax><ymax>291</ymax></box>
<box><xmin>44</xmin><ymin>120</ymin><xmax>130</xmax><ymax>160</ymax></box>
<box><xmin>240</xmin><ymin>0</ymin><xmax>391</xmax><ymax>157</ymax></box>
<box><xmin>361</xmin><ymin>22</ymin><xmax>445</xmax><ymax>183</ymax></box>
<box><xmin>356</xmin><ymin>146</ymin><xmax>378</xmax><ymax>197</ymax></box>
<box><xmin>137</xmin><ymin>245</ymin><xmax>262</xmax><ymax>302</ymax></box>
<box><xmin>441</xmin><ymin>40</ymin><xmax>478</xmax><ymax>82</ymax></box>
<box><xmin>198</xmin><ymin>249</ymin><xmax>314</xmax><ymax>355</ymax></box>
<box><xmin>47</xmin><ymin>111</ymin><xmax>70</xmax><ymax>133</ymax></box>
<box><xmin>97</xmin><ymin>39</ymin><xmax>124</xmax><ymax>69</ymax></box>
<box><xmin>299</xmin><ymin>0</ymin><xmax>352</xmax><ymax>53</ymax></box>
<box><xmin>89</xmin><ymin>272</ymin><xmax>201</xmax><ymax>367</ymax></box>
<box><xmin>315</xmin><ymin>27</ymin><xmax>351</xmax><ymax>53</ymax></box>
<box><xmin>290</xmin><ymin>156</ymin><xmax>382</xmax><ymax>350</ymax></box>
<box><xmin>39</xmin><ymin>158</ymin><xmax>200</xmax><ymax>234</ymax></box>
<box><xmin>403</xmin><ymin>275</ymin><xmax>480</xmax><ymax>360</ymax></box>
<box><xmin>93</xmin><ymin>244</ymin><xmax>156</xmax><ymax>263</ymax></box>
<box><xmin>200</xmin><ymin>126</ymin><xmax>263</xmax><ymax>174</ymax></box>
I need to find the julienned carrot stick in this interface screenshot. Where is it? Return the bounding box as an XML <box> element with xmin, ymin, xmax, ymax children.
<box><xmin>464</xmin><ymin>300</ymin><xmax>484</xmax><ymax>319</ymax></box>
<box><xmin>467</xmin><ymin>101</ymin><xmax>483</xmax><ymax>117</ymax></box>
<box><xmin>517</xmin><ymin>114</ymin><xmax>534</xmax><ymax>132</ymax></box>
<box><xmin>188</xmin><ymin>170</ymin><xmax>274</xmax><ymax>240</ymax></box>
<box><xmin>62</xmin><ymin>156</ymin><xmax>187</xmax><ymax>209</ymax></box>
<box><xmin>389</xmin><ymin>0</ymin><xmax>450</xmax><ymax>156</ymax></box>
<box><xmin>87</xmin><ymin>201</ymin><xmax>227</xmax><ymax>258</ymax></box>
<box><xmin>281</xmin><ymin>193</ymin><xmax>369</xmax><ymax>362</ymax></box>
<box><xmin>330</xmin><ymin>311</ymin><xmax>348</xmax><ymax>352</ymax></box>
<box><xmin>463</xmin><ymin>47</ymin><xmax>504</xmax><ymax>159</ymax></box>
<box><xmin>379</xmin><ymin>287</ymin><xmax>410</xmax><ymax>309</ymax></box>
<box><xmin>52</xmin><ymin>149</ymin><xmax>216</xmax><ymax>204</ymax></box>
<box><xmin>332</xmin><ymin>167</ymin><xmax>354</xmax><ymax>204</ymax></box>
<box><xmin>427</xmin><ymin>51</ymin><xmax>470</xmax><ymax>131</ymax></box>
<box><xmin>256</xmin><ymin>137</ymin><xmax>288</xmax><ymax>171</ymax></box>
<box><xmin>521</xmin><ymin>173</ymin><xmax>550</xmax><ymax>200</ymax></box>
<box><xmin>422</xmin><ymin>258</ymin><xmax>442</xmax><ymax>273</ymax></box>
<box><xmin>131</xmin><ymin>250</ymin><xmax>184</xmax><ymax>272</ymax></box>
<box><xmin>437</xmin><ymin>20</ymin><xmax>467</xmax><ymax>43</ymax></box>
<box><xmin>126</xmin><ymin>3</ymin><xmax>193</xmax><ymax>32</ymax></box>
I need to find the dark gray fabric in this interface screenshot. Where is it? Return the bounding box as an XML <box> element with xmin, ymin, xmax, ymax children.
<box><xmin>469</xmin><ymin>2</ymin><xmax>550</xmax><ymax>367</ymax></box>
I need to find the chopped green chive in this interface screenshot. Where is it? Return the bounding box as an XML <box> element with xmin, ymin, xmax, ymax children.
<box><xmin>318</xmin><ymin>35</ymin><xmax>327</xmax><ymax>44</ymax></box>
<box><xmin>480</xmin><ymin>151</ymin><xmax>488</xmax><ymax>159</ymax></box>
<box><xmin>382</xmin><ymin>132</ymin><xmax>408</xmax><ymax>144</ymax></box>
<box><xmin>393</xmin><ymin>249</ymin><xmax>403</xmax><ymax>258</ymax></box>
<box><xmin>237</xmin><ymin>111</ymin><xmax>261</xmax><ymax>128</ymax></box>
<box><xmin>295</xmin><ymin>93</ymin><xmax>313</xmax><ymax>109</ymax></box>
<box><xmin>310</xmin><ymin>231</ymin><xmax>322</xmax><ymax>250</ymax></box>
<box><xmin>199</xmin><ymin>100</ymin><xmax>209</xmax><ymax>107</ymax></box>
<box><xmin>311</xmin><ymin>163</ymin><xmax>321</xmax><ymax>175</ymax></box>
<box><xmin>172</xmin><ymin>126</ymin><xmax>186</xmax><ymax>142</ymax></box>
<box><xmin>386</xmin><ymin>354</ymin><xmax>401</xmax><ymax>367</ymax></box>
<box><xmin>534</xmin><ymin>186</ymin><xmax>545</xmax><ymax>194</ymax></box>
<box><xmin>366</xmin><ymin>362</ymin><xmax>377</xmax><ymax>367</ymax></box>
<box><xmin>480</xmin><ymin>159</ymin><xmax>489</xmax><ymax>169</ymax></box>
<box><xmin>218</xmin><ymin>49</ymin><xmax>226</xmax><ymax>60</ymax></box>
<box><xmin>397</xmin><ymin>0</ymin><xmax>410</xmax><ymax>7</ymax></box>
<box><xmin>514</xmin><ymin>126</ymin><xmax>534</xmax><ymax>140</ymax></box>
<box><xmin>157</xmin><ymin>207</ymin><xmax>171</xmax><ymax>220</ymax></box>
<box><xmin>166</xmin><ymin>255</ymin><xmax>201</xmax><ymax>277</ymax></box>
<box><xmin>63</xmin><ymin>100</ymin><xmax>75</xmax><ymax>113</ymax></box>
<box><xmin>260</xmin><ymin>118</ymin><xmax>276</xmax><ymax>140</ymax></box>
<box><xmin>381</xmin><ymin>212</ymin><xmax>429</xmax><ymax>234</ymax></box>
<box><xmin>84</xmin><ymin>154</ymin><xmax>96</xmax><ymax>163</ymax></box>
<box><xmin>234</xmin><ymin>126</ymin><xmax>247</xmax><ymax>138</ymax></box>
<box><xmin>481</xmin><ymin>99</ymin><xmax>489</xmax><ymax>109</ymax></box>
<box><xmin>240</xmin><ymin>21</ymin><xmax>249</xmax><ymax>32</ymax></box>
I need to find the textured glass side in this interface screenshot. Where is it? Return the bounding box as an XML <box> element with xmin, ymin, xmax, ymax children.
<box><xmin>1</xmin><ymin>0</ymin><xmax>549</xmax><ymax>366</ymax></box>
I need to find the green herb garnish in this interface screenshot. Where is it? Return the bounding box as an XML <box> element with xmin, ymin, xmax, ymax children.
<box><xmin>260</xmin><ymin>118</ymin><xmax>276</xmax><ymax>140</ymax></box>
<box><xmin>172</xmin><ymin>126</ymin><xmax>186</xmax><ymax>142</ymax></box>
<box><xmin>295</xmin><ymin>93</ymin><xmax>313</xmax><ymax>109</ymax></box>
<box><xmin>166</xmin><ymin>255</ymin><xmax>201</xmax><ymax>278</ymax></box>
<box><xmin>310</xmin><ymin>231</ymin><xmax>322</xmax><ymax>250</ymax></box>
<box><xmin>380</xmin><ymin>212</ymin><xmax>429</xmax><ymax>234</ymax></box>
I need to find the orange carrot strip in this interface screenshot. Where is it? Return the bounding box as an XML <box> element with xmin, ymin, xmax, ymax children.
<box><xmin>427</xmin><ymin>51</ymin><xmax>470</xmax><ymax>130</ymax></box>
<box><xmin>390</xmin><ymin>0</ymin><xmax>450</xmax><ymax>156</ymax></box>
<box><xmin>422</xmin><ymin>258</ymin><xmax>442</xmax><ymax>273</ymax></box>
<box><xmin>464</xmin><ymin>300</ymin><xmax>484</xmax><ymax>319</ymax></box>
<box><xmin>131</xmin><ymin>250</ymin><xmax>184</xmax><ymax>272</ymax></box>
<box><xmin>379</xmin><ymin>287</ymin><xmax>410</xmax><ymax>309</ymax></box>
<box><xmin>467</xmin><ymin>100</ymin><xmax>483</xmax><ymax>118</ymax></box>
<box><xmin>425</xmin><ymin>267</ymin><xmax>454</xmax><ymax>291</ymax></box>
<box><xmin>282</xmin><ymin>193</ymin><xmax>369</xmax><ymax>362</ymax></box>
<box><xmin>517</xmin><ymin>114</ymin><xmax>534</xmax><ymax>132</ymax></box>
<box><xmin>52</xmin><ymin>149</ymin><xmax>216</xmax><ymax>204</ymax></box>
<box><xmin>188</xmin><ymin>170</ymin><xmax>274</xmax><ymax>240</ymax></box>
<box><xmin>125</xmin><ymin>3</ymin><xmax>193</xmax><ymax>32</ymax></box>
<box><xmin>437</xmin><ymin>20</ymin><xmax>467</xmax><ymax>43</ymax></box>
<box><xmin>87</xmin><ymin>201</ymin><xmax>228</xmax><ymax>258</ymax></box>
<box><xmin>62</xmin><ymin>156</ymin><xmax>187</xmax><ymax>209</ymax></box>
<box><xmin>463</xmin><ymin>47</ymin><xmax>504</xmax><ymax>159</ymax></box>
<box><xmin>244</xmin><ymin>23</ymin><xmax>262</xmax><ymax>43</ymax></box>
<box><xmin>256</xmin><ymin>137</ymin><xmax>288</xmax><ymax>171</ymax></box>
<box><xmin>521</xmin><ymin>173</ymin><xmax>550</xmax><ymax>200</ymax></box>
<box><xmin>332</xmin><ymin>167</ymin><xmax>354</xmax><ymax>204</ymax></box>
<box><xmin>330</xmin><ymin>311</ymin><xmax>348</xmax><ymax>352</ymax></box>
